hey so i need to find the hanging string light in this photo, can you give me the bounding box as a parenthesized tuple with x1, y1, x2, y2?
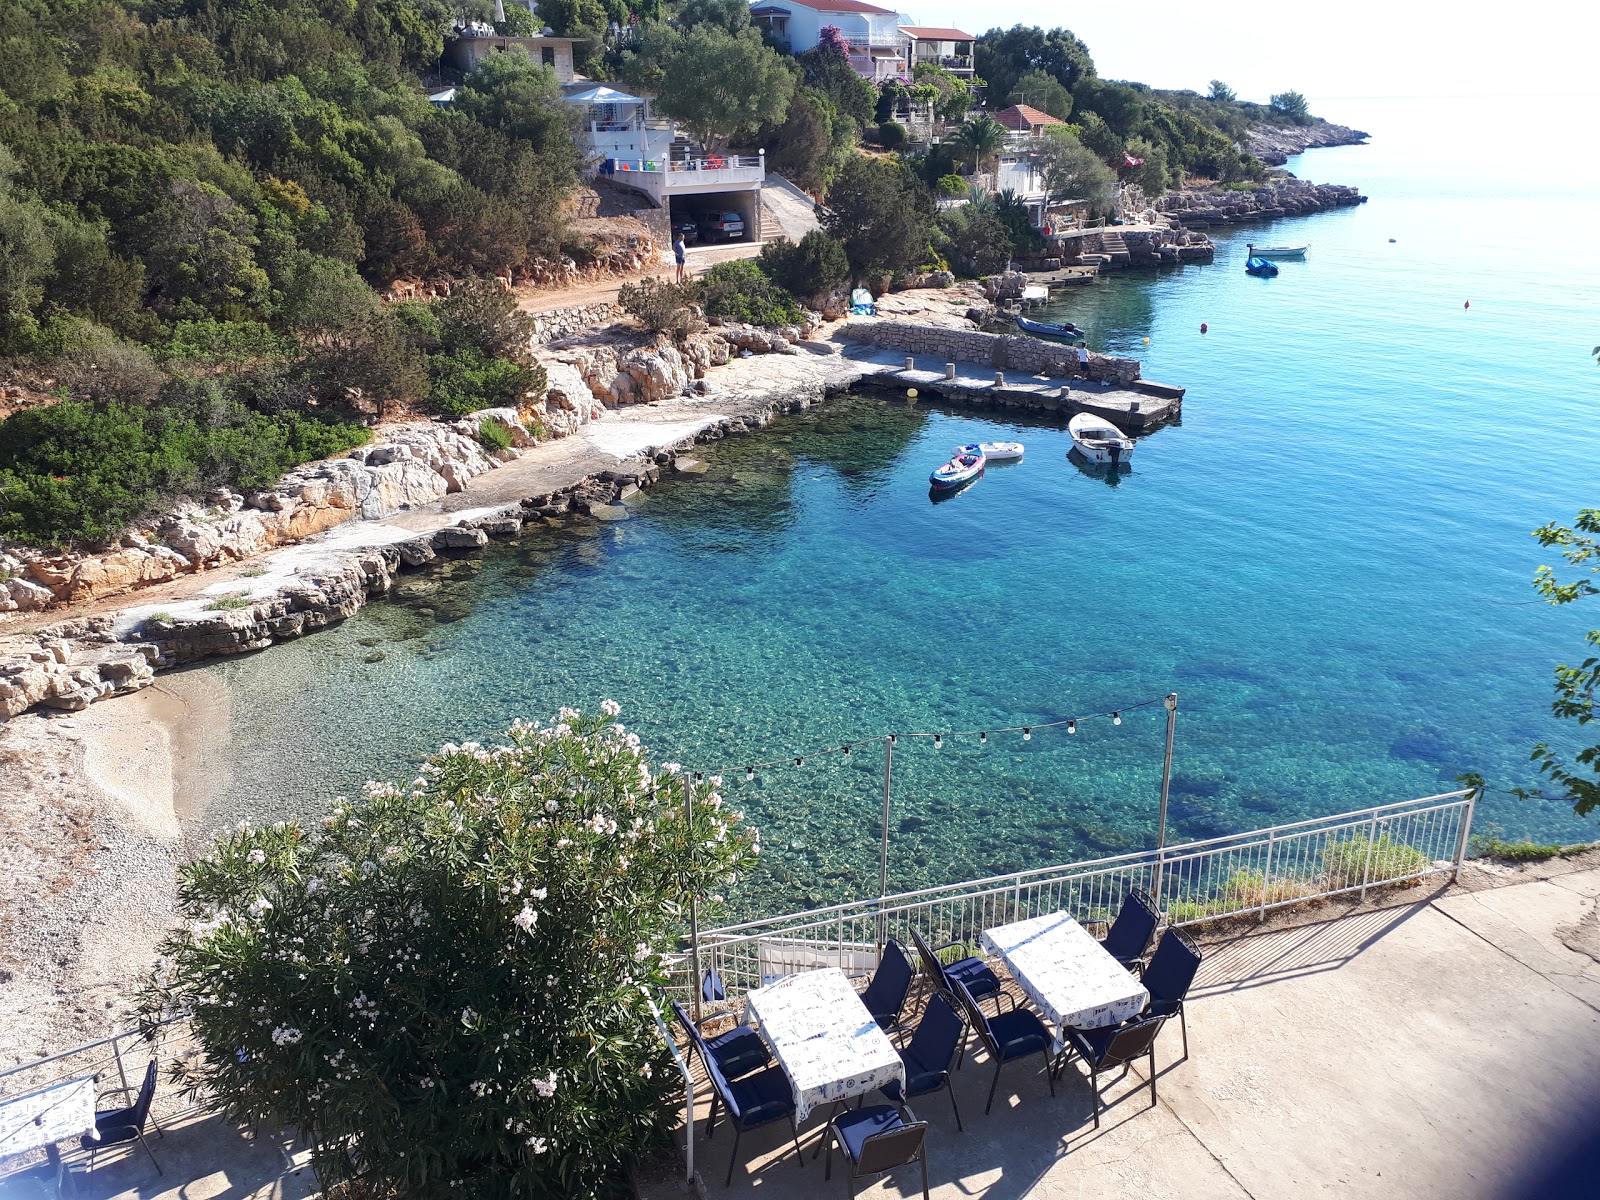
(746, 766, 754, 781)
(1023, 727, 1032, 741)
(934, 734, 943, 749)
(1067, 720, 1076, 735)
(1112, 712, 1122, 726)
(979, 731, 988, 743)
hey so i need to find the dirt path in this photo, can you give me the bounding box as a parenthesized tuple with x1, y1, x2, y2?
(515, 242, 763, 313)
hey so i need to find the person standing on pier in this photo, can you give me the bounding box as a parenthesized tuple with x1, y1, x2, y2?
(1076, 341, 1090, 378)
(673, 233, 687, 283)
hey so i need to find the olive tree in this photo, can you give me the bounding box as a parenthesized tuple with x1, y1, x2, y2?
(143, 706, 758, 1199)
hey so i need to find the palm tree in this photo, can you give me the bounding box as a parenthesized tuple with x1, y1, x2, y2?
(953, 115, 1007, 175)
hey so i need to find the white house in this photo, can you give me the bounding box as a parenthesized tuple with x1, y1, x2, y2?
(750, 0, 912, 81)
(442, 21, 582, 84)
(563, 85, 767, 239)
(898, 25, 975, 76)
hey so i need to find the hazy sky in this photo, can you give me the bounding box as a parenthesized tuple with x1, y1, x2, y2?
(902, 0, 1599, 106)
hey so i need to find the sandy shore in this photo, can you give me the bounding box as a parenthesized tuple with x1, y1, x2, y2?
(0, 672, 226, 1066)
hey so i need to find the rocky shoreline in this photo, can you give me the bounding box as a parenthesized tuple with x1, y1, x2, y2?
(1246, 120, 1370, 166)
(1157, 177, 1367, 228)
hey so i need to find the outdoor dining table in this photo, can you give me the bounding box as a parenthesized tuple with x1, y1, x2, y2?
(0, 1075, 97, 1196)
(981, 911, 1150, 1032)
(743, 966, 906, 1123)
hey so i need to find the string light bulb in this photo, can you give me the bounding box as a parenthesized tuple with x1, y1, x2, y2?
(934, 734, 943, 749)
(1023, 727, 1032, 741)
(1112, 711, 1122, 726)
(1067, 720, 1076, 735)
(795, 757, 803, 767)
(980, 731, 988, 743)
(746, 766, 754, 782)
(843, 744, 851, 756)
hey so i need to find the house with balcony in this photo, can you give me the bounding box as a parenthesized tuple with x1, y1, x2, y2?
(898, 25, 975, 76)
(750, 0, 912, 81)
(563, 85, 766, 240)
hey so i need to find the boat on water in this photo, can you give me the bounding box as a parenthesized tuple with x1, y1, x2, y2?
(1068, 413, 1135, 466)
(929, 449, 985, 491)
(1245, 256, 1280, 277)
(1015, 315, 1086, 340)
(955, 441, 1024, 462)
(1246, 243, 1309, 259)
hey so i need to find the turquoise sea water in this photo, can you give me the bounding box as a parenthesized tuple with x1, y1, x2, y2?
(202, 97, 1600, 912)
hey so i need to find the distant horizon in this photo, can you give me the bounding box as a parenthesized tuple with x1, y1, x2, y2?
(892, 0, 1599, 109)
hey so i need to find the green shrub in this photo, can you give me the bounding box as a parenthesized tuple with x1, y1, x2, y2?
(756, 231, 850, 300)
(155, 320, 297, 366)
(204, 592, 255, 610)
(878, 120, 907, 149)
(425, 348, 536, 418)
(1469, 837, 1598, 862)
(0, 399, 367, 547)
(478, 417, 514, 453)
(617, 276, 705, 339)
(936, 173, 968, 197)
(1322, 834, 1430, 890)
(697, 260, 801, 327)
(143, 707, 758, 1200)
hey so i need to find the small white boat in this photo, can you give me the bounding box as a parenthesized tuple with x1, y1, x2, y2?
(930, 449, 985, 491)
(1068, 413, 1135, 465)
(1246, 243, 1309, 259)
(955, 441, 1024, 462)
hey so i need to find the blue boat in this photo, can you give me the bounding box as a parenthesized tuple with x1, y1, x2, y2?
(929, 450, 984, 492)
(1015, 315, 1086, 340)
(1245, 257, 1280, 277)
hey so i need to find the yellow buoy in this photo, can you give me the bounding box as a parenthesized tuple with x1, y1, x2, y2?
(907, 388, 918, 398)
(1143, 337, 1150, 344)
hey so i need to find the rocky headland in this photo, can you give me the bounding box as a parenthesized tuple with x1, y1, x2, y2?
(1246, 121, 1370, 166)
(1157, 176, 1367, 228)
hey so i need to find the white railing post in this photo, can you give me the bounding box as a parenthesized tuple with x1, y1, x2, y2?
(1452, 788, 1477, 878)
(1259, 830, 1276, 922)
(1359, 812, 1381, 901)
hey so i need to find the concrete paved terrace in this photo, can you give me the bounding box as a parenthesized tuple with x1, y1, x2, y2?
(664, 857, 1600, 1200)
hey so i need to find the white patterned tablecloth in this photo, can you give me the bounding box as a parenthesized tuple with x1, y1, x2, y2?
(745, 967, 905, 1122)
(982, 911, 1149, 1031)
(0, 1075, 96, 1159)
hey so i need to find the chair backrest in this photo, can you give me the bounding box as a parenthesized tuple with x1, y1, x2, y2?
(129, 1060, 158, 1127)
(669, 999, 709, 1058)
(1098, 1014, 1167, 1067)
(949, 978, 997, 1056)
(908, 928, 954, 992)
(699, 1046, 741, 1120)
(860, 940, 915, 1021)
(855, 1118, 928, 1177)
(904, 992, 965, 1075)
(1142, 927, 1203, 1007)
(702, 967, 727, 1003)
(1102, 889, 1161, 962)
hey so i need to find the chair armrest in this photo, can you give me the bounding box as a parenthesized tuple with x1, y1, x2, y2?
(95, 1086, 136, 1105)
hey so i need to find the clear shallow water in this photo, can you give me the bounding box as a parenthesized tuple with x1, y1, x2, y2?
(202, 98, 1600, 912)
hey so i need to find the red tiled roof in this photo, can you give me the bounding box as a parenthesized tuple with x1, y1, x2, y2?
(790, 0, 898, 13)
(899, 26, 975, 41)
(995, 103, 1064, 131)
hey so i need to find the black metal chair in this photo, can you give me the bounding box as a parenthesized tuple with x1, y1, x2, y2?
(879, 992, 967, 1131)
(858, 939, 916, 1035)
(909, 927, 1012, 1017)
(703, 1053, 804, 1187)
(80, 1060, 163, 1175)
(1141, 926, 1203, 1059)
(951, 978, 1055, 1114)
(670, 998, 772, 1080)
(824, 1104, 930, 1200)
(1059, 1013, 1168, 1128)
(1097, 889, 1161, 968)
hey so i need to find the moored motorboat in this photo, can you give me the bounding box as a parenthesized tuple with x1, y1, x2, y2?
(1246, 243, 1309, 259)
(955, 441, 1024, 462)
(1068, 413, 1135, 465)
(1244, 256, 1279, 277)
(1015, 315, 1086, 340)
(929, 449, 985, 491)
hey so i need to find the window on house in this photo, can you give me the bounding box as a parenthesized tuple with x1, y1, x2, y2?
(542, 46, 555, 66)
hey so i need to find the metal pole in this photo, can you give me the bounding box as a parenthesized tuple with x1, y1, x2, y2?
(878, 736, 894, 950)
(1154, 692, 1178, 905)
(686, 774, 702, 1023)
(1452, 788, 1478, 880)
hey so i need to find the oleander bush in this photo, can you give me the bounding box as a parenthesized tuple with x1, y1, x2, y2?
(143, 706, 758, 1200)
(1322, 833, 1430, 890)
(755, 230, 850, 300)
(617, 277, 705, 339)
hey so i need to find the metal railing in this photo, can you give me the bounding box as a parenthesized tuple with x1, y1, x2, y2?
(673, 791, 1475, 1002)
(602, 154, 763, 176)
(642, 992, 696, 1184)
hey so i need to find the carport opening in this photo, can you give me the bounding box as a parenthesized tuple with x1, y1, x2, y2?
(667, 190, 760, 246)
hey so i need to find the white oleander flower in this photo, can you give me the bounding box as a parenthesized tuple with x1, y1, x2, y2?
(601, 699, 621, 717)
(529, 1136, 548, 1154)
(532, 1071, 558, 1098)
(513, 905, 539, 932)
(247, 848, 266, 865)
(247, 896, 273, 918)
